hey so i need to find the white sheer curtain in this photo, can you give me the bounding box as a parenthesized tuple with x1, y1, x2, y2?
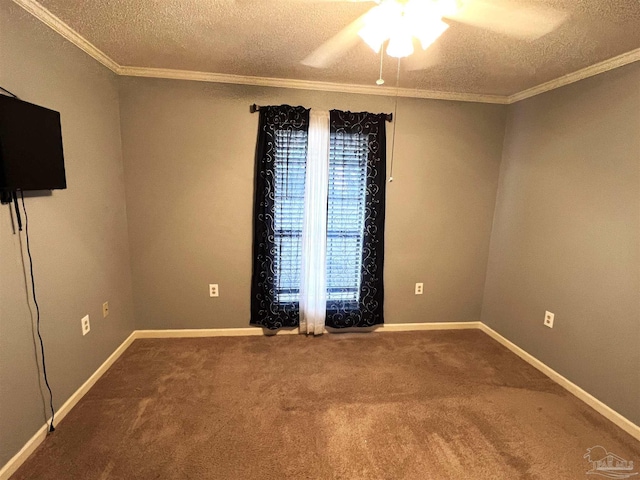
(299, 109, 330, 335)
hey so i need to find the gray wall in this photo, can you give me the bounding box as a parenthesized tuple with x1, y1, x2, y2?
(482, 63, 640, 425)
(118, 78, 507, 330)
(0, 2, 135, 467)
(5, 0, 637, 468)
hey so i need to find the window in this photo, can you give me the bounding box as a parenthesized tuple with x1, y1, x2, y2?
(273, 129, 306, 304)
(326, 131, 368, 306)
(272, 130, 368, 306)
(251, 106, 386, 330)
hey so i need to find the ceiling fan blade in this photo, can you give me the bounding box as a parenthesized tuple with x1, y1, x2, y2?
(447, 0, 568, 40)
(301, 13, 368, 68)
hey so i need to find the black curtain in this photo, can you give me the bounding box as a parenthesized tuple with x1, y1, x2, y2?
(250, 105, 309, 330)
(326, 110, 387, 329)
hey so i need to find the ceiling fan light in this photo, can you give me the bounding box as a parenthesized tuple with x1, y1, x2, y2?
(358, 4, 394, 53)
(386, 32, 414, 58)
(358, 28, 385, 53)
(416, 20, 450, 50)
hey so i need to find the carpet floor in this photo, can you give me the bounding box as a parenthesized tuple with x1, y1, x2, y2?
(11, 330, 640, 479)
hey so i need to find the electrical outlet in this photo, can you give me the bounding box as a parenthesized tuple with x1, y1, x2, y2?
(544, 311, 554, 328)
(81, 315, 91, 336)
(415, 283, 424, 295)
(209, 284, 219, 297)
(102, 301, 109, 318)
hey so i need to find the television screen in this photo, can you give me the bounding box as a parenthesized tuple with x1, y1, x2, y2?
(0, 95, 66, 192)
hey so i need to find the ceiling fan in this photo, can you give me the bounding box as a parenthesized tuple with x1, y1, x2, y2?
(301, 0, 568, 69)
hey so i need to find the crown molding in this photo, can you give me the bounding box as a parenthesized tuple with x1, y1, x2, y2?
(8, 0, 507, 104)
(13, 0, 120, 73)
(508, 48, 640, 104)
(118, 65, 509, 104)
(13, 0, 640, 105)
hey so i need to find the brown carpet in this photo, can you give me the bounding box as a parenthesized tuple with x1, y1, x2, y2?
(11, 330, 640, 479)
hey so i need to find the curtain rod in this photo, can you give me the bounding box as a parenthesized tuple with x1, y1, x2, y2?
(250, 104, 393, 122)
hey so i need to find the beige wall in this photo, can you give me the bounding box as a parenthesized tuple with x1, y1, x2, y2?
(118, 78, 507, 330)
(0, 2, 135, 466)
(482, 63, 640, 424)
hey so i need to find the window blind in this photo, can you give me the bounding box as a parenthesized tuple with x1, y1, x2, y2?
(273, 129, 368, 306)
(326, 132, 368, 305)
(273, 129, 307, 304)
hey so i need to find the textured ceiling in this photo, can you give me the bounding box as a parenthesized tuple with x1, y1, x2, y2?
(34, 0, 640, 96)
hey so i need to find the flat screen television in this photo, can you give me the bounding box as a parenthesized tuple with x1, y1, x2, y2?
(0, 94, 66, 196)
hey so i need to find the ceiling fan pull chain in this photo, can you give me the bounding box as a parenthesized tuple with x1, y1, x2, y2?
(388, 57, 401, 183)
(376, 48, 385, 86)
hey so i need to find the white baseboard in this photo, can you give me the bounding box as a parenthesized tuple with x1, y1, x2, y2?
(0, 424, 48, 480)
(135, 327, 298, 338)
(3, 322, 638, 479)
(375, 321, 481, 332)
(136, 322, 481, 338)
(0, 331, 137, 480)
(54, 331, 137, 422)
(478, 323, 640, 442)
